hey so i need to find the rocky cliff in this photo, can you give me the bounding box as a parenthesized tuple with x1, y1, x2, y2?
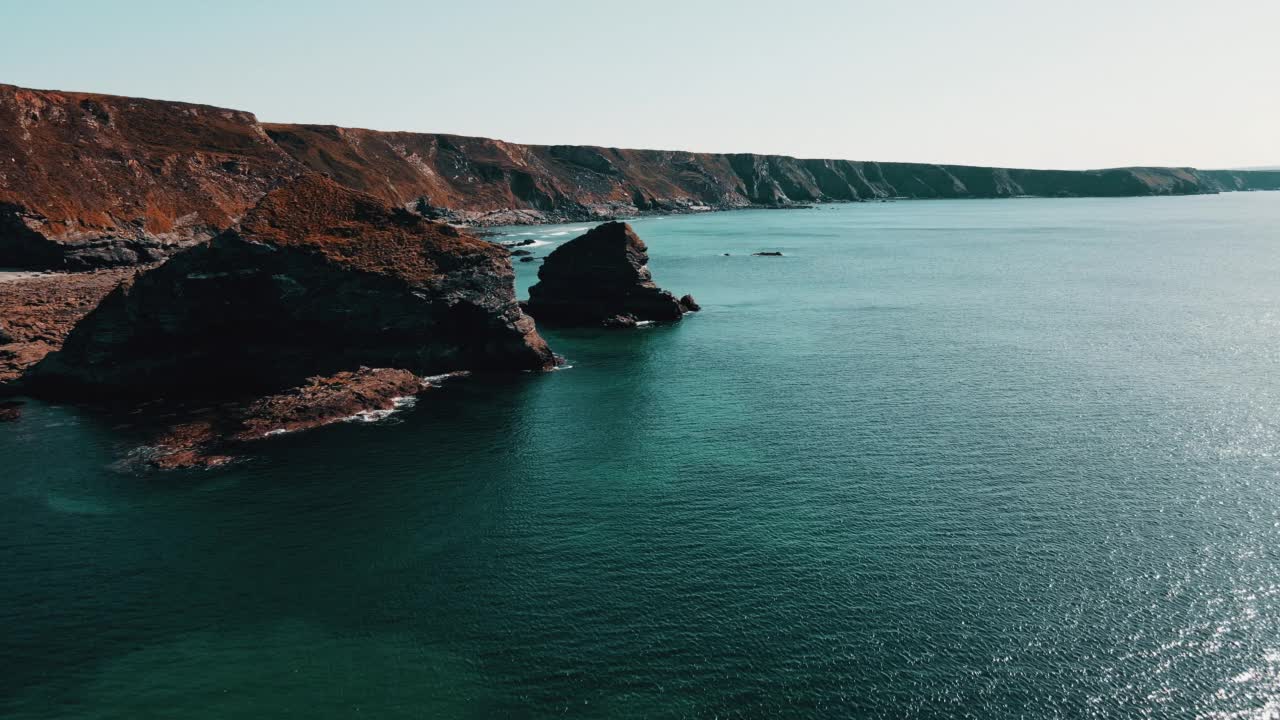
(4, 83, 1279, 269)
(0, 83, 302, 269)
(29, 174, 555, 399)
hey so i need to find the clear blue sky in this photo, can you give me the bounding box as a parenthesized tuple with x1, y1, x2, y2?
(3, 0, 1276, 170)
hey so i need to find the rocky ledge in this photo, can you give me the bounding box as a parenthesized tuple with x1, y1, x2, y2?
(147, 367, 447, 469)
(29, 173, 555, 400)
(524, 221, 698, 328)
(0, 268, 137, 388)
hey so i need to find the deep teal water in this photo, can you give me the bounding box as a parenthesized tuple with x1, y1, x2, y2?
(4, 193, 1280, 718)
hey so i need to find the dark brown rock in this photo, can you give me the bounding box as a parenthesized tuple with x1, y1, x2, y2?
(232, 367, 426, 441)
(678, 294, 701, 312)
(146, 367, 436, 469)
(29, 174, 555, 400)
(524, 222, 692, 328)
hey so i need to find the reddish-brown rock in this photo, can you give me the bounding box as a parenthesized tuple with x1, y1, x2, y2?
(29, 174, 555, 399)
(0, 84, 303, 269)
(0, 269, 137, 386)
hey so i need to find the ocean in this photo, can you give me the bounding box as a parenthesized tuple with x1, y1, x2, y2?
(3, 192, 1280, 718)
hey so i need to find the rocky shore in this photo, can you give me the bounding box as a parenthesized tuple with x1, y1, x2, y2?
(8, 175, 560, 466)
(146, 367, 452, 469)
(0, 268, 137, 387)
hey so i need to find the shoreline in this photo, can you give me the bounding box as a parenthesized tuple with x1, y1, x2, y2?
(470, 186, 1280, 232)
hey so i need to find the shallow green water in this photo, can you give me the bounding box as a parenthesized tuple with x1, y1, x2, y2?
(4, 193, 1280, 718)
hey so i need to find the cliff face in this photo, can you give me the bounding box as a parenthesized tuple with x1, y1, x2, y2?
(3, 83, 1279, 269)
(0, 83, 303, 269)
(30, 174, 554, 399)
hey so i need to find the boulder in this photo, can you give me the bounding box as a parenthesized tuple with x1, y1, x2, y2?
(30, 174, 556, 400)
(524, 221, 696, 328)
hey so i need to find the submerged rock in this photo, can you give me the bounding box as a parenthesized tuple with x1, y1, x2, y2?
(30, 174, 556, 400)
(524, 221, 698, 328)
(753, 251, 784, 256)
(0, 400, 21, 422)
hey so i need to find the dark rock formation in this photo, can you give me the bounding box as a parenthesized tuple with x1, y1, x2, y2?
(147, 367, 439, 469)
(4, 82, 1280, 269)
(524, 222, 697, 327)
(753, 251, 784, 257)
(509, 248, 532, 257)
(678, 294, 701, 312)
(29, 174, 555, 400)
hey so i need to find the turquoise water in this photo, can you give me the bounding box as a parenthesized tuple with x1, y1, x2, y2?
(4, 193, 1280, 718)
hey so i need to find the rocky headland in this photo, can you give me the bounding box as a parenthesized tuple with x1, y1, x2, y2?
(28, 174, 555, 400)
(10, 174, 556, 462)
(524, 221, 698, 328)
(4, 82, 1280, 269)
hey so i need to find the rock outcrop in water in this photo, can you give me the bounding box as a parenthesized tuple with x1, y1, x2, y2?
(147, 367, 447, 469)
(29, 174, 555, 399)
(5, 82, 1280, 268)
(524, 222, 697, 328)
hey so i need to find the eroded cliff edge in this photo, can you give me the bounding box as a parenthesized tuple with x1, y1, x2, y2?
(4, 82, 1279, 268)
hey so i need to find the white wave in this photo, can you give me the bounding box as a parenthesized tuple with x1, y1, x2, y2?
(343, 395, 417, 424)
(421, 371, 470, 387)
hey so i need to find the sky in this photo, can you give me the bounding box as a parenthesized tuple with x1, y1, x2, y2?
(2, 0, 1277, 170)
